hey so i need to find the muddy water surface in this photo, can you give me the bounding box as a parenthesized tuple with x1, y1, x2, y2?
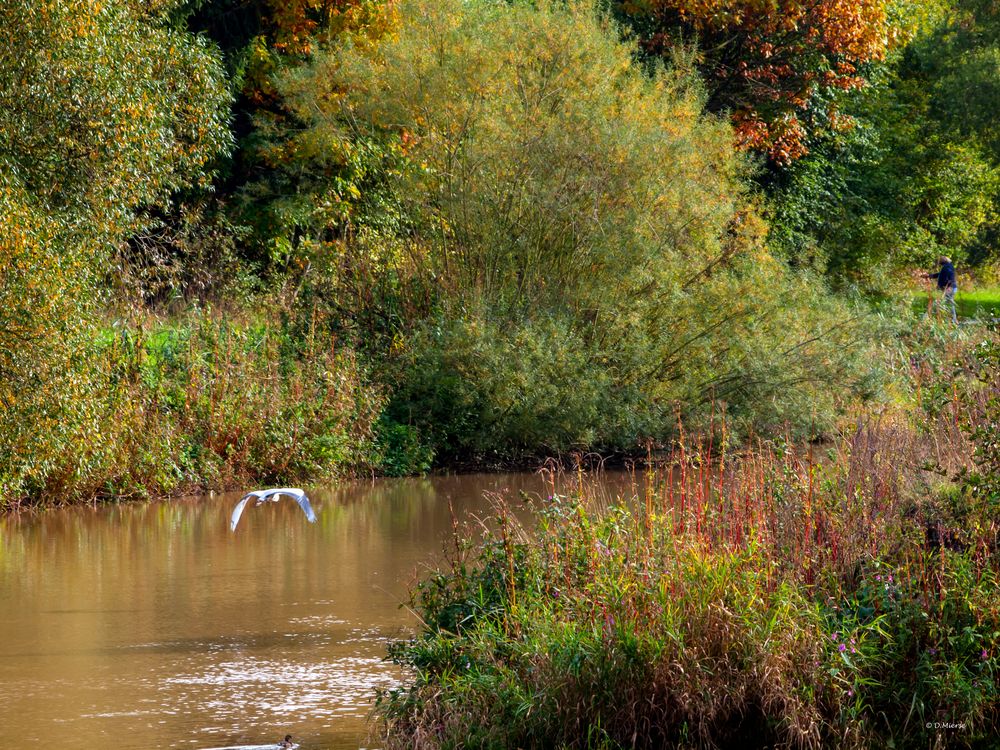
(0, 473, 620, 750)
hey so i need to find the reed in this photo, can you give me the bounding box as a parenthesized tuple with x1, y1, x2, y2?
(376, 392, 1000, 748)
(1, 309, 383, 508)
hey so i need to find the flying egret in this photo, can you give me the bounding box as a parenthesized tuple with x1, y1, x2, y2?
(230, 488, 317, 531)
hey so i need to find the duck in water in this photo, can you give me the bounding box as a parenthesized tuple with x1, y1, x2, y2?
(199, 738, 297, 750)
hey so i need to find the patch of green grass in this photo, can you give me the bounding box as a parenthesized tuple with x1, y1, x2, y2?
(912, 287, 1000, 319)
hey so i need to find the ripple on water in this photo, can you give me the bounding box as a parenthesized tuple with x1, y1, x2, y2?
(164, 653, 403, 724)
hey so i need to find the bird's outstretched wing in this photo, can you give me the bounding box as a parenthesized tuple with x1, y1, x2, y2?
(269, 488, 317, 524)
(293, 491, 317, 523)
(229, 492, 259, 532)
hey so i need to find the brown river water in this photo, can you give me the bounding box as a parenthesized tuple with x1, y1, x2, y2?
(0, 472, 640, 750)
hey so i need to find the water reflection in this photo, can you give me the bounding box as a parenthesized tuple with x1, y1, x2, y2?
(0, 473, 623, 750)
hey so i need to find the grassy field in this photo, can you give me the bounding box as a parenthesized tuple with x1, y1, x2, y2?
(912, 287, 1000, 319)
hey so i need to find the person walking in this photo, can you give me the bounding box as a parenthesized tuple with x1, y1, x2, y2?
(925, 255, 958, 324)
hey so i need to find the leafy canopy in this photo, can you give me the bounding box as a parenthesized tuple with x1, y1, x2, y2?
(617, 0, 898, 162)
(768, 0, 1000, 285)
(0, 0, 232, 499)
(0, 0, 231, 239)
(266, 0, 884, 455)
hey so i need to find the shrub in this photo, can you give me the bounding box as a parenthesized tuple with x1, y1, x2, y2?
(276, 0, 889, 461)
(0, 188, 104, 502)
(378, 492, 847, 748)
(374, 416, 435, 477)
(385, 313, 622, 463)
(0, 0, 233, 506)
(376, 411, 1000, 749)
(1, 307, 383, 508)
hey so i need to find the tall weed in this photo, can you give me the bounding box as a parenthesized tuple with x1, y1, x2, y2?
(1, 308, 382, 509)
(377, 385, 1000, 748)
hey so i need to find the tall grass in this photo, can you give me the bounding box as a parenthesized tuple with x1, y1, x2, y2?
(375, 363, 1000, 748)
(1, 309, 383, 509)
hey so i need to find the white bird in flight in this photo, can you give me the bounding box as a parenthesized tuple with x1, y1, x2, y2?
(230, 488, 317, 532)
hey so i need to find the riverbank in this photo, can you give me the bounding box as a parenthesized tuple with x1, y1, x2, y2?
(3, 301, 991, 515)
(375, 340, 1000, 748)
(0, 310, 384, 511)
(4, 0, 913, 511)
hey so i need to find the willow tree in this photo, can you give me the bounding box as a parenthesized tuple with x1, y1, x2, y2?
(0, 0, 231, 503)
(268, 0, 882, 457)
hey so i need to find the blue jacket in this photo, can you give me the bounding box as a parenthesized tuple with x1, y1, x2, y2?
(930, 262, 956, 290)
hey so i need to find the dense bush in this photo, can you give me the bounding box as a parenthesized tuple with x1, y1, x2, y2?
(111, 311, 383, 493)
(377, 401, 1000, 748)
(0, 188, 103, 501)
(268, 0, 888, 463)
(386, 272, 888, 464)
(1, 308, 383, 509)
(0, 0, 232, 237)
(0, 0, 234, 504)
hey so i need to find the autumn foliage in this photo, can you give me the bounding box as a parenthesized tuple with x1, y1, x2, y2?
(267, 0, 884, 458)
(241, 0, 396, 105)
(621, 0, 896, 162)
(263, 0, 395, 54)
(0, 0, 231, 502)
